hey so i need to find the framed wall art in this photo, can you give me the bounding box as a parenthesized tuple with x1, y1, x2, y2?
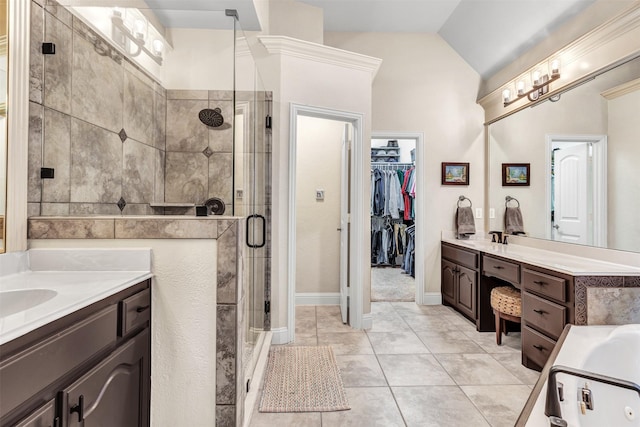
(502, 163, 530, 186)
(441, 162, 469, 185)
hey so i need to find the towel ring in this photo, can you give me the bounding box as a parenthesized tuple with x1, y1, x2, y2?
(505, 196, 520, 208)
(457, 195, 472, 208)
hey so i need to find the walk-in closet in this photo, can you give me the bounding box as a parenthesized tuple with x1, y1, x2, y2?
(371, 138, 417, 301)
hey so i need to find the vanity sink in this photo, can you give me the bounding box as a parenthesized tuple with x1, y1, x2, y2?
(0, 289, 58, 317)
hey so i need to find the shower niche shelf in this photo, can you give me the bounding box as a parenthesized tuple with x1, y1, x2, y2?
(149, 203, 196, 208)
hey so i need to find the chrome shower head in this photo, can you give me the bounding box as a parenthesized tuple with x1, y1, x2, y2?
(199, 108, 224, 127)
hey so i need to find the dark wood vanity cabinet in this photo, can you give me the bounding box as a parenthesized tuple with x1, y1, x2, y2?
(441, 243, 479, 321)
(0, 280, 151, 427)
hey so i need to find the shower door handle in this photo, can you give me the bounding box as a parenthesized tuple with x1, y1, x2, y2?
(246, 214, 266, 249)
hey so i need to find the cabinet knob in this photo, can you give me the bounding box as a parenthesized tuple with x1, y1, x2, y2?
(70, 394, 84, 422)
(136, 305, 150, 313)
(533, 280, 546, 286)
(533, 309, 547, 315)
(493, 265, 504, 269)
(533, 344, 545, 351)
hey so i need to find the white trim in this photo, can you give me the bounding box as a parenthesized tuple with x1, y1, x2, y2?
(6, 0, 30, 252)
(295, 292, 341, 306)
(258, 36, 382, 79)
(289, 103, 365, 344)
(601, 77, 640, 100)
(242, 331, 272, 427)
(270, 327, 289, 345)
(362, 313, 373, 330)
(545, 134, 607, 247)
(422, 292, 443, 305)
(372, 131, 425, 305)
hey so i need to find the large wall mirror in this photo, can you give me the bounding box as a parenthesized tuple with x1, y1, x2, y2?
(489, 54, 640, 253)
(0, 0, 7, 253)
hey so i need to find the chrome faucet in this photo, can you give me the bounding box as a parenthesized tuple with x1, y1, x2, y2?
(545, 365, 640, 426)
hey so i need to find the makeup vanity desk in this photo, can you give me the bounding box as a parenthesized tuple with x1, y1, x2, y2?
(440, 235, 640, 370)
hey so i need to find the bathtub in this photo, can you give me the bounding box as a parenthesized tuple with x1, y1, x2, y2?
(522, 324, 640, 427)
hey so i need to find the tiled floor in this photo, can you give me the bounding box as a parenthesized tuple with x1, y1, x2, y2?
(249, 303, 540, 427)
(371, 267, 415, 302)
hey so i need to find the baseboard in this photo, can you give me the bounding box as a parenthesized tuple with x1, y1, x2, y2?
(362, 313, 373, 330)
(295, 292, 341, 305)
(270, 327, 289, 345)
(422, 292, 443, 305)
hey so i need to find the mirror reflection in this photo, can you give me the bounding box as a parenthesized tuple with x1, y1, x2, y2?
(0, 0, 7, 253)
(489, 55, 640, 253)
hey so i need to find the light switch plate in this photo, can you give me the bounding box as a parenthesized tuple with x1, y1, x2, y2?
(475, 208, 482, 219)
(236, 189, 243, 199)
(489, 208, 496, 219)
(316, 189, 325, 200)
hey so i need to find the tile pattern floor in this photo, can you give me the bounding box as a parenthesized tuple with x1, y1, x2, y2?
(250, 303, 540, 427)
(371, 267, 415, 302)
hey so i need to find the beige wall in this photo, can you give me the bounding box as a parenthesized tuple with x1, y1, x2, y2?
(324, 32, 485, 297)
(295, 116, 344, 294)
(608, 88, 640, 252)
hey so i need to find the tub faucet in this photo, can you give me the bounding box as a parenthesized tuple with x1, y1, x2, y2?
(545, 365, 640, 426)
(488, 231, 503, 244)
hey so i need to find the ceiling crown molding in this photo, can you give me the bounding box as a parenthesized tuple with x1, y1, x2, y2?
(258, 35, 382, 79)
(601, 77, 640, 100)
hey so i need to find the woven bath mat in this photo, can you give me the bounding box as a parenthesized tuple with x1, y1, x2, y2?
(259, 346, 350, 413)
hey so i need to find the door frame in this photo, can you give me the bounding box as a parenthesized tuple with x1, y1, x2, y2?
(371, 131, 426, 305)
(545, 134, 607, 246)
(288, 103, 365, 343)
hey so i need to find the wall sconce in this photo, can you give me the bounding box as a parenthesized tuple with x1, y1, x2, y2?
(111, 7, 164, 65)
(503, 60, 561, 107)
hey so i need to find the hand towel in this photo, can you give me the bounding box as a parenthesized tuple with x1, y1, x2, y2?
(456, 206, 476, 239)
(505, 206, 525, 234)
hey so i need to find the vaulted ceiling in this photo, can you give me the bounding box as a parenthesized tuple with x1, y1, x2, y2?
(143, 0, 597, 79)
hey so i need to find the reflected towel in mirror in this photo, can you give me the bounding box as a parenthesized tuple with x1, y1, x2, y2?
(505, 206, 525, 234)
(456, 206, 476, 239)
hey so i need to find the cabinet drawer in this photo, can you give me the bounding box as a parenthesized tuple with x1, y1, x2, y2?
(522, 325, 556, 368)
(442, 244, 478, 270)
(119, 288, 150, 337)
(13, 398, 56, 427)
(522, 269, 566, 302)
(0, 307, 117, 419)
(523, 292, 566, 339)
(482, 255, 520, 284)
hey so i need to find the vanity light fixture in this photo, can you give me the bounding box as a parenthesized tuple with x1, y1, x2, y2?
(111, 7, 164, 65)
(503, 60, 561, 107)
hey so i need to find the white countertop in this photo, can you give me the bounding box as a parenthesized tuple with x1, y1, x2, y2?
(442, 235, 640, 276)
(0, 249, 152, 345)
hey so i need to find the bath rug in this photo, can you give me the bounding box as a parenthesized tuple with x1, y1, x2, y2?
(259, 346, 350, 413)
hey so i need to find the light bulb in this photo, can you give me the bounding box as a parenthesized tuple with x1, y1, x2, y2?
(532, 70, 541, 86)
(134, 19, 146, 40)
(551, 59, 560, 75)
(502, 89, 511, 103)
(152, 39, 164, 56)
(112, 7, 124, 18)
(517, 81, 525, 96)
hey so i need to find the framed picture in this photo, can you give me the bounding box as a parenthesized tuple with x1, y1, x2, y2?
(502, 163, 530, 186)
(441, 162, 469, 185)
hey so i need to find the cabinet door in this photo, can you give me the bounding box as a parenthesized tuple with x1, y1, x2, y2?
(456, 265, 477, 319)
(14, 399, 58, 427)
(62, 329, 149, 427)
(441, 260, 456, 305)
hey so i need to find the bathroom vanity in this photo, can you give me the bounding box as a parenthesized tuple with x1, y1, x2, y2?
(441, 236, 640, 370)
(0, 249, 152, 426)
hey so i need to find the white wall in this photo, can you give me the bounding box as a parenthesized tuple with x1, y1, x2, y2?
(324, 32, 485, 297)
(267, 0, 324, 44)
(608, 88, 640, 252)
(295, 116, 344, 295)
(29, 238, 218, 426)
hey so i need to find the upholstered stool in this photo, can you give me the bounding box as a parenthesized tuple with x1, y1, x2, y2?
(490, 286, 522, 345)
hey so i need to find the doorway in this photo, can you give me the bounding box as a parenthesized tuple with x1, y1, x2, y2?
(288, 104, 365, 343)
(545, 135, 607, 246)
(371, 132, 425, 305)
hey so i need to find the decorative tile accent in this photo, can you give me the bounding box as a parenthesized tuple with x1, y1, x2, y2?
(625, 276, 640, 287)
(28, 218, 115, 239)
(117, 197, 126, 211)
(216, 304, 237, 405)
(69, 119, 122, 203)
(118, 128, 128, 142)
(203, 146, 214, 158)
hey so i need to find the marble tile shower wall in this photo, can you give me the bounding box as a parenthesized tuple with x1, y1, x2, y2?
(28, 0, 167, 216)
(165, 90, 234, 211)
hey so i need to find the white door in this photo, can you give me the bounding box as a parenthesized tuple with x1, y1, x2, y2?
(339, 124, 350, 324)
(553, 143, 589, 244)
